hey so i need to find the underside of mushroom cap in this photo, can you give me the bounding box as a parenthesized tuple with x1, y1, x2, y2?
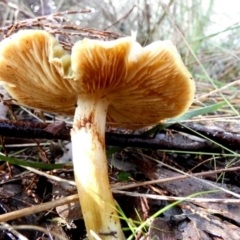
(0, 30, 76, 115)
(0, 31, 194, 126)
(71, 37, 195, 129)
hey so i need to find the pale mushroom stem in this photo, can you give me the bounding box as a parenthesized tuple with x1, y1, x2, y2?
(71, 94, 125, 240)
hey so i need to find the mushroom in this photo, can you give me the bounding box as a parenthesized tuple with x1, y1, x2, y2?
(0, 30, 195, 239)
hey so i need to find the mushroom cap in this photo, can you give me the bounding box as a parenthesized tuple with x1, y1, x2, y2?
(0, 30, 195, 128)
(71, 37, 195, 129)
(0, 30, 76, 115)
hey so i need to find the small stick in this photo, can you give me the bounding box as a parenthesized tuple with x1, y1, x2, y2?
(0, 194, 78, 222)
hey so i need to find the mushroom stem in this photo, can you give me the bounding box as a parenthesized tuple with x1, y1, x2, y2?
(71, 95, 124, 240)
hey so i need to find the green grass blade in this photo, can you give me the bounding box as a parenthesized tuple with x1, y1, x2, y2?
(0, 154, 72, 170)
(142, 101, 226, 136)
(194, 23, 240, 42)
(127, 190, 219, 240)
(169, 101, 226, 123)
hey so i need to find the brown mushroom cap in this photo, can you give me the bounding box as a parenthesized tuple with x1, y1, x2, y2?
(71, 37, 195, 129)
(0, 30, 76, 115)
(0, 30, 194, 128)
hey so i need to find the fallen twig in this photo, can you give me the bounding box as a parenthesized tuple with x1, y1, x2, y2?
(0, 194, 78, 222)
(0, 120, 216, 151)
(0, 120, 239, 150)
